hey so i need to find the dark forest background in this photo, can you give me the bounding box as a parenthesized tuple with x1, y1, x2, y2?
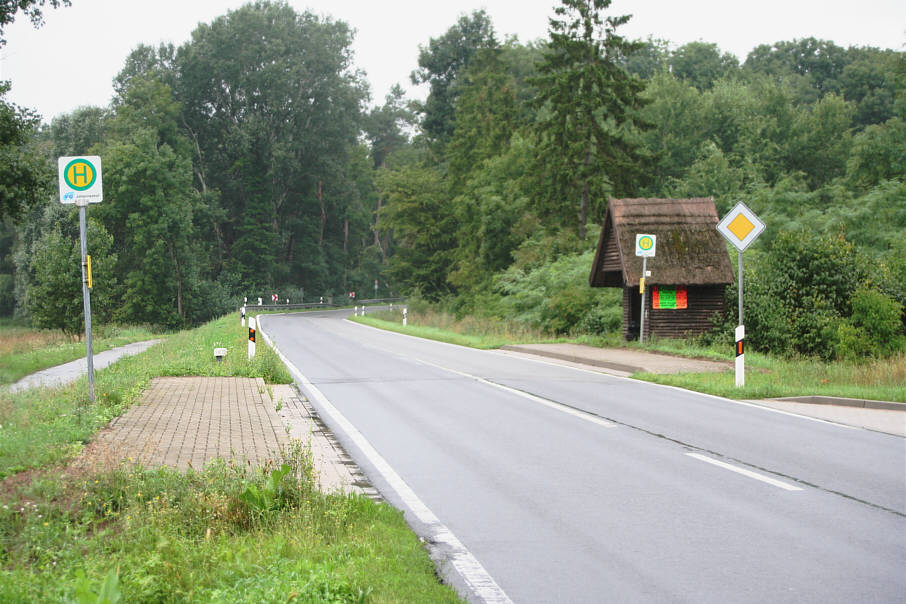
(1, 0, 903, 358)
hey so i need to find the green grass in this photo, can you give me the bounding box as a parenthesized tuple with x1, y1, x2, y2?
(0, 312, 462, 602)
(352, 308, 556, 349)
(636, 352, 906, 402)
(354, 308, 906, 403)
(0, 445, 459, 603)
(0, 314, 291, 478)
(0, 324, 161, 386)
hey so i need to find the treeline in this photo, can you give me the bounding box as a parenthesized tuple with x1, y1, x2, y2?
(372, 4, 905, 359)
(1, 0, 904, 357)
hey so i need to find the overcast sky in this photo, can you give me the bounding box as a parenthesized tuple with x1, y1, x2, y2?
(1, 0, 904, 122)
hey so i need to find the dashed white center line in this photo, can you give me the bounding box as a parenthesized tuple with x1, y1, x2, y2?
(686, 453, 804, 491)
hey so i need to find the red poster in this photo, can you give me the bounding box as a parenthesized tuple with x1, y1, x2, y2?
(676, 287, 688, 309)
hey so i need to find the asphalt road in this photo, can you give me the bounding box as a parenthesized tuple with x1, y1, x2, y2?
(261, 310, 906, 604)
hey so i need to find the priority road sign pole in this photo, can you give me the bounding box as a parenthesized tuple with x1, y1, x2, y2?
(738, 250, 743, 326)
(717, 202, 765, 388)
(737, 250, 744, 387)
(78, 203, 95, 403)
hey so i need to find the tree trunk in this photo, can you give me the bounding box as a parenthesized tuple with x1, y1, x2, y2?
(318, 180, 325, 248)
(579, 141, 593, 240)
(374, 197, 382, 246)
(169, 246, 184, 319)
(579, 180, 589, 241)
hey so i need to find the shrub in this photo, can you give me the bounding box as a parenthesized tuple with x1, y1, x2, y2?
(849, 287, 904, 355)
(744, 229, 871, 358)
(832, 322, 873, 361)
(579, 300, 622, 335)
(541, 286, 596, 334)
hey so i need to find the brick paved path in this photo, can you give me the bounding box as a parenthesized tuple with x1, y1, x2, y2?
(92, 376, 288, 470)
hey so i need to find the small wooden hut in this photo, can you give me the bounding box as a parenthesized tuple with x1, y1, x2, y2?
(589, 198, 734, 340)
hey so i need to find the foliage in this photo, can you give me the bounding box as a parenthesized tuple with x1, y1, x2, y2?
(670, 41, 739, 91)
(0, 82, 48, 222)
(846, 117, 906, 189)
(730, 230, 903, 360)
(26, 218, 117, 336)
(530, 0, 651, 239)
(98, 75, 204, 329)
(494, 249, 621, 334)
(176, 1, 369, 291)
(376, 164, 454, 299)
(1, 2, 902, 352)
(410, 9, 497, 150)
(0, 444, 458, 602)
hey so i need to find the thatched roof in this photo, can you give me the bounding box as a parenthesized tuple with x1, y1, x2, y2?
(589, 198, 734, 287)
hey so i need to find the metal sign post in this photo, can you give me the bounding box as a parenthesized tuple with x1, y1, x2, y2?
(635, 234, 656, 343)
(716, 202, 765, 387)
(78, 205, 95, 403)
(59, 156, 103, 404)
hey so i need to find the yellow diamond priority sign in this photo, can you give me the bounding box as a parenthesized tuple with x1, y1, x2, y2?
(717, 202, 764, 251)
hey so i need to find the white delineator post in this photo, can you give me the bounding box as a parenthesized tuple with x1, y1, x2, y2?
(248, 316, 256, 359)
(735, 324, 745, 387)
(403, 307, 408, 327)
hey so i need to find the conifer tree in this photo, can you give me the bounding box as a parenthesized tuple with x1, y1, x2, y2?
(531, 0, 650, 239)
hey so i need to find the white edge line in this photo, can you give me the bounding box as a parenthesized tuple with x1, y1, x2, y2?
(413, 356, 616, 429)
(686, 453, 803, 491)
(341, 317, 617, 428)
(257, 316, 513, 604)
(343, 317, 859, 431)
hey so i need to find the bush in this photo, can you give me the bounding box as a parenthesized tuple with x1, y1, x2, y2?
(0, 273, 14, 317)
(832, 322, 873, 361)
(849, 287, 904, 355)
(541, 286, 596, 334)
(744, 229, 871, 358)
(579, 300, 622, 335)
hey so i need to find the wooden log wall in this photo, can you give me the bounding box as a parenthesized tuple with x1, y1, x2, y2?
(623, 284, 726, 340)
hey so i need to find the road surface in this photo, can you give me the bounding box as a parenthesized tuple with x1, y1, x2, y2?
(261, 310, 905, 604)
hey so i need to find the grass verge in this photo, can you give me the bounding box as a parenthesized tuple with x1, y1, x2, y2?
(636, 352, 906, 402)
(351, 308, 555, 349)
(0, 314, 290, 478)
(0, 313, 461, 602)
(0, 324, 162, 386)
(354, 309, 905, 403)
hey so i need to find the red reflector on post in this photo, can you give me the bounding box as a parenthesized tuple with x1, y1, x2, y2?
(736, 340, 743, 357)
(249, 327, 256, 343)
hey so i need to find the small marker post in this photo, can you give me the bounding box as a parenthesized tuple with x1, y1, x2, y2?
(248, 317, 256, 359)
(735, 325, 745, 387)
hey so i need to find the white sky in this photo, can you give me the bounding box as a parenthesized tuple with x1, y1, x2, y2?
(1, 0, 904, 122)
